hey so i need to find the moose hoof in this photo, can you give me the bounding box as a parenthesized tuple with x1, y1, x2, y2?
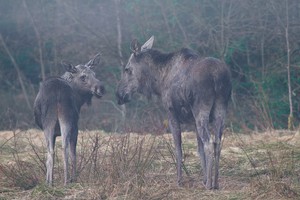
(213, 183, 219, 190)
(205, 185, 213, 190)
(204, 181, 213, 190)
(202, 179, 211, 189)
(177, 181, 183, 187)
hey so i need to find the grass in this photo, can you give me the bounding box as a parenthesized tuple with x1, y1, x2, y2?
(0, 129, 300, 199)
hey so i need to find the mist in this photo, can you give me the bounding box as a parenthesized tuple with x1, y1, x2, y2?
(0, 0, 300, 131)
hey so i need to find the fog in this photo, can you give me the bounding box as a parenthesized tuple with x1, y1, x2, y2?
(0, 0, 299, 131)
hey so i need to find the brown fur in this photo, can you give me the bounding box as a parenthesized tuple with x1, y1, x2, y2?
(116, 37, 231, 189)
(34, 54, 104, 185)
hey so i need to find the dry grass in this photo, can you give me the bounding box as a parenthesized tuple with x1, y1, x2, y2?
(0, 129, 300, 199)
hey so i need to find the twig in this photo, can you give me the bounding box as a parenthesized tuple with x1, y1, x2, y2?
(0, 34, 32, 110)
(22, 0, 45, 81)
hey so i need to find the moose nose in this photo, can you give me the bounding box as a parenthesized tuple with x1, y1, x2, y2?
(94, 84, 105, 98)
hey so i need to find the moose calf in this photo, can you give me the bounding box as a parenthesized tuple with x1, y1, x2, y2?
(34, 54, 105, 185)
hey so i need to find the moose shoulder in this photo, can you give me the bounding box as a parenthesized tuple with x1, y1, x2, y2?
(116, 36, 231, 189)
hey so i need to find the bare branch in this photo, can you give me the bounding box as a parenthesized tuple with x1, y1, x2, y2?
(114, 0, 126, 127)
(0, 33, 32, 110)
(22, 0, 45, 81)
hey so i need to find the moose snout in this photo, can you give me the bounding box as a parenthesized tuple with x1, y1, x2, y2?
(93, 83, 105, 98)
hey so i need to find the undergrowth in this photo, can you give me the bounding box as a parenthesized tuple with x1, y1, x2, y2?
(0, 130, 300, 199)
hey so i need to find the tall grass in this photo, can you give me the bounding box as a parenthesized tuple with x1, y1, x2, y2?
(0, 129, 300, 199)
(230, 131, 300, 199)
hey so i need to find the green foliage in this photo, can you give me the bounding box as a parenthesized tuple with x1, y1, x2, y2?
(0, 0, 300, 131)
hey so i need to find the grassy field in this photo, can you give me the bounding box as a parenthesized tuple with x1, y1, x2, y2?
(0, 129, 300, 200)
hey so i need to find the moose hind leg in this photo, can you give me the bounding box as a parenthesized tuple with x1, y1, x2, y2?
(44, 128, 56, 186)
(213, 114, 225, 189)
(60, 123, 71, 185)
(195, 115, 214, 189)
(196, 133, 207, 184)
(69, 124, 78, 182)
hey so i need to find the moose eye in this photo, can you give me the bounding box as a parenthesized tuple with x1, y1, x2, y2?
(124, 67, 132, 74)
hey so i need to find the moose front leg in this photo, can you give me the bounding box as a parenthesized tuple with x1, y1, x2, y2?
(168, 114, 183, 186)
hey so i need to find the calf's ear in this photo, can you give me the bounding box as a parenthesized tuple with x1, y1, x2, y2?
(86, 53, 101, 68)
(62, 61, 77, 73)
(130, 39, 141, 55)
(141, 36, 154, 52)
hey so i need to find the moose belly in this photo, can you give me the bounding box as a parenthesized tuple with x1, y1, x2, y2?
(172, 104, 194, 123)
(164, 87, 195, 124)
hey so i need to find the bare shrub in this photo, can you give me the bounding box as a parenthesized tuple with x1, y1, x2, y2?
(0, 130, 44, 190)
(75, 131, 164, 199)
(2, 130, 299, 199)
(249, 144, 299, 199)
(0, 160, 39, 190)
(232, 133, 300, 199)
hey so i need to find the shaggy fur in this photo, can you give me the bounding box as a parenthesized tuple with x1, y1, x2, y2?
(116, 36, 231, 189)
(34, 54, 104, 185)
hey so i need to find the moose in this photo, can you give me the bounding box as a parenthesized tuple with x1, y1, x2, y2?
(34, 54, 105, 186)
(116, 36, 231, 189)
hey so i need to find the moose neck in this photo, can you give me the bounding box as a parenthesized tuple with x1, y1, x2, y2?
(71, 86, 93, 109)
(61, 73, 93, 110)
(144, 50, 174, 97)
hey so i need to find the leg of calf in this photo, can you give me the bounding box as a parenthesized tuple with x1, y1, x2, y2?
(61, 125, 71, 185)
(45, 130, 55, 186)
(70, 126, 78, 182)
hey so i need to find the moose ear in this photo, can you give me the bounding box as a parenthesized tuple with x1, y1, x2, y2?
(86, 53, 101, 68)
(62, 61, 77, 73)
(130, 39, 141, 55)
(141, 36, 154, 52)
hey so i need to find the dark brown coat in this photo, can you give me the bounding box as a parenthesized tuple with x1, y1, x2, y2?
(34, 54, 104, 185)
(116, 37, 231, 189)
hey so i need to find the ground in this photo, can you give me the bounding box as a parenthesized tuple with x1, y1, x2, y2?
(0, 129, 300, 199)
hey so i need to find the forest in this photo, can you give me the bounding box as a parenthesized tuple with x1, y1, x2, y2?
(1, 1, 300, 199)
(0, 0, 300, 132)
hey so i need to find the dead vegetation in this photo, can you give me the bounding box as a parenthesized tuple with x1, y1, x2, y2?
(0, 129, 300, 199)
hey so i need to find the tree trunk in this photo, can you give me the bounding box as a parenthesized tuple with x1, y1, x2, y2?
(114, 0, 126, 131)
(285, 0, 293, 130)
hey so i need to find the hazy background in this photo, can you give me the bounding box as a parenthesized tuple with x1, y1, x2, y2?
(0, 0, 300, 132)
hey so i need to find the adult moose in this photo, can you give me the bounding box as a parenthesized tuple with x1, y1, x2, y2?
(116, 36, 231, 189)
(34, 54, 105, 186)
